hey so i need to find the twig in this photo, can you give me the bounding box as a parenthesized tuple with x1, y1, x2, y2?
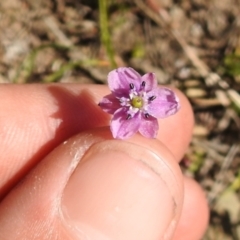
(208, 144, 240, 205)
(43, 15, 73, 47)
(134, 0, 209, 76)
(134, 0, 240, 109)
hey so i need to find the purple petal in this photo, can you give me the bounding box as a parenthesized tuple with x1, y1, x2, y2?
(108, 67, 142, 95)
(111, 108, 141, 139)
(147, 87, 180, 118)
(141, 73, 157, 92)
(139, 115, 159, 138)
(98, 94, 120, 114)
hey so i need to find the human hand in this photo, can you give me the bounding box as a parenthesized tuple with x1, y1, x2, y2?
(0, 84, 208, 240)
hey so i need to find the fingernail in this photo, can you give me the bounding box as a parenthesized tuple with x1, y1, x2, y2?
(60, 141, 181, 240)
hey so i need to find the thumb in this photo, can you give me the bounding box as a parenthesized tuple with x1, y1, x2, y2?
(0, 128, 183, 240)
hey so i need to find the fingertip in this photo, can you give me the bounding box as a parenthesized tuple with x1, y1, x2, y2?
(60, 128, 185, 239)
(0, 128, 185, 240)
(172, 177, 209, 240)
(157, 88, 194, 161)
(61, 141, 176, 239)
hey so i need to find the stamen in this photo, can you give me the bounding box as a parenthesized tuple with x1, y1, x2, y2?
(129, 83, 134, 89)
(141, 81, 146, 87)
(145, 113, 150, 118)
(149, 96, 156, 101)
(126, 114, 132, 120)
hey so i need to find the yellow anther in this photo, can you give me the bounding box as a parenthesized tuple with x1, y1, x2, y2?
(131, 96, 144, 109)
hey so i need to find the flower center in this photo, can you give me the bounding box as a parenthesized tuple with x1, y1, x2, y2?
(131, 96, 144, 109)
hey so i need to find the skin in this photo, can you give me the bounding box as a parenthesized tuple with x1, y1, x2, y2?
(0, 84, 209, 240)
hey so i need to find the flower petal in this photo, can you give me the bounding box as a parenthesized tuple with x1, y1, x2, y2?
(108, 67, 142, 95)
(141, 73, 157, 92)
(147, 87, 180, 118)
(139, 115, 159, 138)
(111, 108, 141, 139)
(98, 94, 120, 114)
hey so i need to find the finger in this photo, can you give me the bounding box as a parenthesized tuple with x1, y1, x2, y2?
(0, 84, 110, 198)
(157, 88, 194, 160)
(172, 177, 209, 240)
(0, 84, 193, 198)
(0, 128, 184, 240)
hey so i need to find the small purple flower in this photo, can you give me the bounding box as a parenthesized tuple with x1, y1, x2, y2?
(99, 67, 180, 139)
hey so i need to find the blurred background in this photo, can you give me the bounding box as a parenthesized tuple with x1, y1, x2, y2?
(0, 0, 240, 239)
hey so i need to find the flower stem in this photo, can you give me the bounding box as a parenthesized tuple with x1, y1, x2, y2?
(99, 0, 117, 69)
